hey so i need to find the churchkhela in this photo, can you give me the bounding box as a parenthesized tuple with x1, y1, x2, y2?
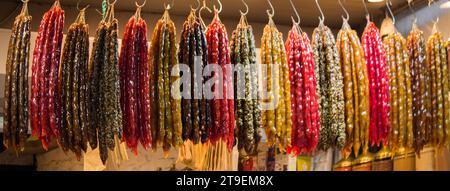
(311, 21, 345, 151)
(205, 10, 235, 150)
(261, 13, 292, 152)
(336, 20, 370, 159)
(362, 21, 390, 147)
(231, 13, 262, 155)
(31, 1, 65, 150)
(286, 21, 320, 155)
(119, 4, 152, 154)
(426, 31, 449, 148)
(59, 6, 90, 159)
(149, 6, 183, 153)
(407, 24, 431, 154)
(3, 0, 31, 152)
(178, 9, 211, 145)
(383, 31, 413, 152)
(88, 3, 123, 164)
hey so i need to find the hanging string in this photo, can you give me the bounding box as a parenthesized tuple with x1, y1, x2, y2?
(75, 1, 89, 24)
(238, 0, 249, 27)
(135, 0, 146, 21)
(266, 0, 275, 27)
(52, 0, 60, 8)
(102, 0, 108, 19)
(338, 0, 349, 22)
(428, 0, 439, 33)
(106, 0, 117, 23)
(199, 0, 212, 30)
(20, 0, 29, 17)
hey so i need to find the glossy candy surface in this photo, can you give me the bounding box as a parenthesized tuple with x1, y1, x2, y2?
(149, 10, 182, 153)
(88, 5, 123, 163)
(119, 15, 151, 154)
(312, 23, 345, 151)
(3, 2, 31, 152)
(205, 12, 235, 150)
(362, 22, 390, 147)
(407, 27, 431, 154)
(337, 21, 370, 159)
(286, 24, 320, 155)
(383, 32, 413, 151)
(60, 15, 90, 159)
(426, 32, 449, 148)
(261, 17, 292, 152)
(231, 15, 262, 155)
(31, 4, 64, 150)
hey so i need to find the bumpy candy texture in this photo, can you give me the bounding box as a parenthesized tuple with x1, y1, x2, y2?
(286, 25, 320, 155)
(337, 22, 370, 159)
(119, 16, 152, 154)
(311, 23, 345, 151)
(148, 11, 182, 153)
(89, 10, 123, 163)
(407, 28, 431, 154)
(230, 15, 262, 155)
(383, 32, 413, 152)
(3, 4, 32, 153)
(205, 13, 235, 150)
(60, 16, 90, 159)
(31, 5, 64, 150)
(362, 22, 391, 147)
(426, 32, 449, 148)
(178, 11, 211, 145)
(261, 18, 292, 152)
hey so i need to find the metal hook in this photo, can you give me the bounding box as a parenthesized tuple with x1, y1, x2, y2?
(289, 0, 300, 25)
(315, 0, 324, 23)
(200, 0, 212, 15)
(164, 0, 174, 10)
(362, 0, 370, 20)
(386, 0, 395, 25)
(213, 0, 222, 13)
(135, 0, 146, 20)
(338, 0, 349, 21)
(200, 0, 212, 14)
(428, 0, 439, 24)
(266, 0, 274, 18)
(135, 0, 146, 8)
(199, 0, 212, 29)
(240, 0, 249, 16)
(191, 0, 200, 11)
(407, 0, 417, 25)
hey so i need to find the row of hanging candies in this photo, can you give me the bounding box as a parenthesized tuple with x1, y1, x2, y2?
(3, 0, 449, 168)
(1, 0, 235, 168)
